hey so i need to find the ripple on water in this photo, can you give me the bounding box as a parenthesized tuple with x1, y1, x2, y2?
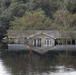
(48, 66, 76, 75)
(49, 71, 76, 75)
(0, 59, 11, 75)
(33, 71, 76, 75)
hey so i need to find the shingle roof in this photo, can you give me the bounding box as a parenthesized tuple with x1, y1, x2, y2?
(7, 30, 61, 39)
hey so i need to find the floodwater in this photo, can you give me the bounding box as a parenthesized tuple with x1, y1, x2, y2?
(0, 52, 76, 75)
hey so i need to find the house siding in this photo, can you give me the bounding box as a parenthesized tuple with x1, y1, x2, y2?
(28, 34, 55, 50)
(18, 37, 25, 44)
(18, 37, 28, 44)
(14, 38, 18, 44)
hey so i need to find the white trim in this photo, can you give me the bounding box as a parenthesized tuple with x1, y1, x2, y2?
(33, 38, 41, 47)
(36, 39, 38, 46)
(44, 39, 51, 46)
(28, 32, 55, 39)
(33, 40, 34, 46)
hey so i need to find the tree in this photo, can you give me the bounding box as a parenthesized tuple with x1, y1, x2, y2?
(0, 0, 76, 41)
(65, 0, 76, 13)
(0, 0, 27, 40)
(53, 7, 76, 34)
(7, 9, 53, 36)
(53, 7, 76, 55)
(32, 0, 62, 18)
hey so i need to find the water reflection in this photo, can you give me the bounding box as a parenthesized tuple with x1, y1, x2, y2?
(0, 52, 76, 75)
(0, 59, 11, 75)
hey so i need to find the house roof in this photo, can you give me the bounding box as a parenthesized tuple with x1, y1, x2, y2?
(8, 30, 61, 39)
(28, 32, 57, 39)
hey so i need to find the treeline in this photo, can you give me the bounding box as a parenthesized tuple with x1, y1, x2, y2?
(0, 0, 76, 39)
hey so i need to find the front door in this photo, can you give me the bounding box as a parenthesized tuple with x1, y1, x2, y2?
(33, 38, 41, 47)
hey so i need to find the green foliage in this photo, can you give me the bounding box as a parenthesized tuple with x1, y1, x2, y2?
(8, 10, 53, 35)
(53, 7, 76, 38)
(53, 7, 76, 29)
(65, 0, 76, 13)
(0, 0, 76, 39)
(32, 0, 61, 18)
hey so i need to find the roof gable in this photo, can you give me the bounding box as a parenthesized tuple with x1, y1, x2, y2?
(28, 32, 55, 39)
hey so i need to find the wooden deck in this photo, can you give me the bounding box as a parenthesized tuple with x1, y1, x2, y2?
(8, 44, 76, 54)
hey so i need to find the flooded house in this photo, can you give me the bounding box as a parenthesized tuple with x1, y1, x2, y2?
(7, 30, 76, 53)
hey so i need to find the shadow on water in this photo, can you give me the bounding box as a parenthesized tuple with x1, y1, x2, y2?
(0, 50, 76, 75)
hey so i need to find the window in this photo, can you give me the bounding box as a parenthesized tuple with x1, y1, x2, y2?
(44, 39, 51, 46)
(33, 38, 41, 47)
(55, 38, 76, 45)
(55, 38, 63, 45)
(72, 39, 75, 45)
(67, 39, 72, 45)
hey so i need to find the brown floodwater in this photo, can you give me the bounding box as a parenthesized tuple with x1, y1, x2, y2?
(0, 51, 76, 75)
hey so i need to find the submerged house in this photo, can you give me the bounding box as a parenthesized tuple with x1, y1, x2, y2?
(7, 30, 76, 53)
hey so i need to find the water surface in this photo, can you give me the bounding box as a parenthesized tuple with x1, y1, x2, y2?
(0, 52, 76, 75)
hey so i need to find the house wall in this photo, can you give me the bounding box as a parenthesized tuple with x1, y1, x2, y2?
(8, 38, 19, 44)
(8, 38, 15, 44)
(8, 37, 28, 44)
(14, 38, 18, 44)
(18, 37, 28, 44)
(18, 37, 25, 44)
(28, 34, 55, 50)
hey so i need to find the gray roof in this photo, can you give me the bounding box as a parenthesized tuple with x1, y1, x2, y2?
(8, 30, 61, 39)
